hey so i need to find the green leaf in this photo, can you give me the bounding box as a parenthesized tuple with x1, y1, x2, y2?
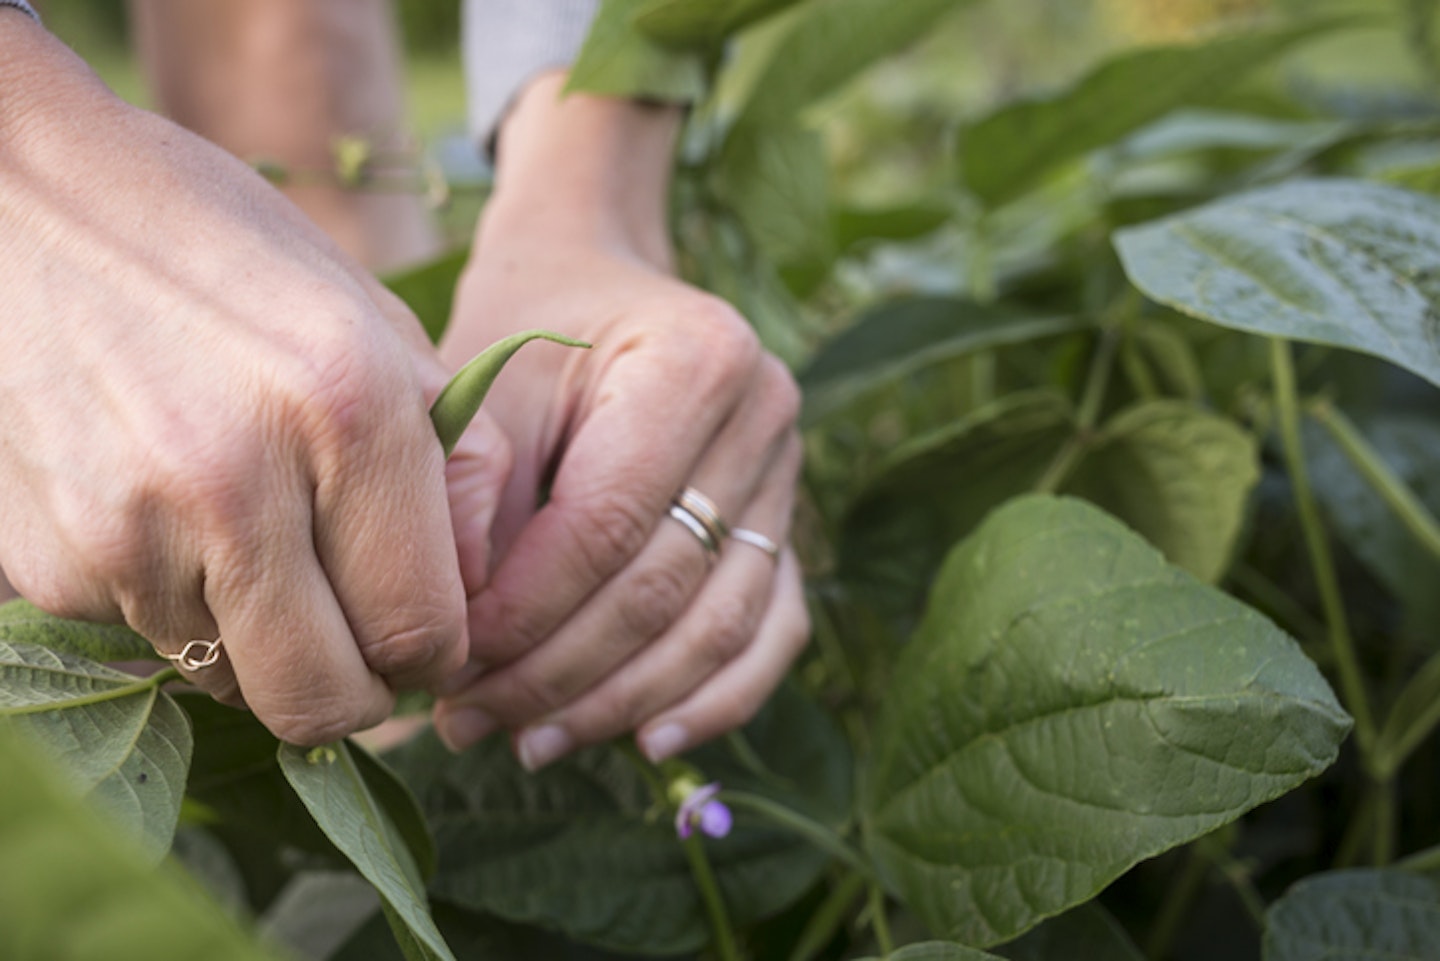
(387, 684, 851, 956)
(383, 248, 469, 346)
(278, 741, 454, 961)
(862, 495, 1351, 947)
(0, 643, 191, 860)
(1063, 401, 1260, 583)
(0, 723, 283, 961)
(855, 943, 1006, 961)
(996, 903, 1144, 961)
(0, 599, 157, 663)
(430, 330, 589, 458)
(838, 392, 1074, 620)
(1263, 869, 1440, 960)
(713, 122, 832, 268)
(567, 0, 707, 102)
(800, 298, 1088, 425)
(959, 19, 1350, 208)
(833, 201, 953, 252)
(734, 0, 972, 125)
(633, 0, 805, 48)
(1114, 178, 1440, 390)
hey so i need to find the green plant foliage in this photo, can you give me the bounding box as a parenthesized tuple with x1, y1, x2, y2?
(855, 943, 1007, 961)
(958, 19, 1350, 207)
(279, 740, 453, 961)
(383, 248, 469, 346)
(386, 684, 851, 955)
(1263, 869, 1440, 960)
(0, 599, 158, 664)
(0, 722, 282, 961)
(862, 496, 1351, 947)
(633, 0, 806, 47)
(839, 392, 1075, 617)
(568, 0, 708, 102)
(799, 298, 1089, 425)
(995, 903, 1144, 960)
(1065, 400, 1261, 582)
(714, 123, 832, 267)
(0, 642, 190, 860)
(1114, 178, 1440, 389)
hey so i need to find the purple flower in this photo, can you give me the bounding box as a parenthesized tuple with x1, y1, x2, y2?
(675, 782, 733, 840)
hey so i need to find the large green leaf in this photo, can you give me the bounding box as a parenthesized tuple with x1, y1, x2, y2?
(632, 0, 805, 47)
(734, 0, 972, 125)
(0, 723, 283, 961)
(800, 298, 1088, 425)
(713, 122, 831, 268)
(0, 642, 190, 860)
(568, 0, 707, 102)
(1064, 401, 1260, 583)
(863, 496, 1351, 947)
(1114, 179, 1440, 389)
(278, 741, 454, 961)
(958, 20, 1349, 207)
(0, 599, 157, 663)
(387, 684, 851, 956)
(996, 903, 1144, 961)
(838, 392, 1074, 620)
(1263, 869, 1440, 960)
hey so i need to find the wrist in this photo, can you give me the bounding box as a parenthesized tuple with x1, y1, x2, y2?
(480, 72, 682, 271)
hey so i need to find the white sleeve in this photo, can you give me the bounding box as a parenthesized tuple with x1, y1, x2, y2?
(0, 0, 40, 21)
(462, 0, 601, 153)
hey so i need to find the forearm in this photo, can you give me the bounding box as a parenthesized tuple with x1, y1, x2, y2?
(482, 72, 684, 272)
(129, 0, 438, 271)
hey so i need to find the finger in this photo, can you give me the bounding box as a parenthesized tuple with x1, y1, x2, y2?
(464, 313, 762, 665)
(511, 548, 807, 769)
(445, 409, 514, 602)
(307, 355, 469, 693)
(204, 515, 396, 746)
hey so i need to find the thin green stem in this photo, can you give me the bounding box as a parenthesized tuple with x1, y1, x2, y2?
(1269, 339, 1375, 758)
(1308, 400, 1440, 564)
(1373, 779, 1397, 866)
(1145, 848, 1209, 960)
(786, 871, 866, 961)
(1398, 840, 1440, 874)
(1375, 649, 1440, 779)
(1, 666, 180, 717)
(683, 835, 742, 961)
(867, 883, 895, 958)
(721, 791, 874, 880)
(1034, 326, 1119, 495)
(1334, 787, 1377, 870)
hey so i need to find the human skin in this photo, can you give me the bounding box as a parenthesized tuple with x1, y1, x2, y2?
(431, 73, 811, 770)
(0, 7, 510, 745)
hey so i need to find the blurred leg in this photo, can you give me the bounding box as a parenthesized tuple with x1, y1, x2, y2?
(129, 0, 441, 271)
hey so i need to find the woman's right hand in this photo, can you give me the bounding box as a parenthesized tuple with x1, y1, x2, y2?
(0, 11, 510, 745)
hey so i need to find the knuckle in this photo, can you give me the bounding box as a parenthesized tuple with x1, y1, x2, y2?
(759, 357, 803, 429)
(691, 301, 761, 379)
(566, 491, 655, 583)
(500, 668, 568, 721)
(615, 562, 695, 643)
(359, 612, 462, 681)
(264, 701, 376, 747)
(694, 596, 756, 669)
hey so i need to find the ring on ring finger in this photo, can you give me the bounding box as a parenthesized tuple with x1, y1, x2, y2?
(162, 637, 225, 671)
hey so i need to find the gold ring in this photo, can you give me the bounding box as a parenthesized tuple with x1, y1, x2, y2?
(667, 504, 720, 556)
(163, 638, 224, 671)
(675, 487, 728, 546)
(730, 528, 780, 560)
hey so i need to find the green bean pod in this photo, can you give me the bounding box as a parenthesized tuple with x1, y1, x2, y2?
(429, 330, 589, 458)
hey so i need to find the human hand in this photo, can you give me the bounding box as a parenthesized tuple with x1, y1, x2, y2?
(430, 76, 809, 768)
(0, 18, 510, 745)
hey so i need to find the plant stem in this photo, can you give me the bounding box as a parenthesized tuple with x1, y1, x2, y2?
(867, 883, 895, 958)
(1307, 400, 1440, 564)
(1398, 840, 1440, 874)
(683, 835, 742, 961)
(1377, 658, 1440, 777)
(1373, 779, 1397, 865)
(786, 871, 866, 961)
(1034, 325, 1120, 495)
(1, 666, 180, 717)
(721, 790, 874, 880)
(1146, 848, 1209, 960)
(1268, 339, 1375, 758)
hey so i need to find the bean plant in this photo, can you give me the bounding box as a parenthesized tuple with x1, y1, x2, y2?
(5, 1, 1440, 959)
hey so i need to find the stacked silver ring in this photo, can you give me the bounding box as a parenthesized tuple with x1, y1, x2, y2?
(667, 487, 781, 563)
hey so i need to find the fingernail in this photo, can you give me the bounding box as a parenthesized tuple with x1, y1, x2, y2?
(640, 722, 689, 763)
(518, 724, 572, 772)
(436, 706, 497, 752)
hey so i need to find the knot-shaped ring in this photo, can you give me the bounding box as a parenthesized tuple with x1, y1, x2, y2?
(163, 638, 224, 671)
